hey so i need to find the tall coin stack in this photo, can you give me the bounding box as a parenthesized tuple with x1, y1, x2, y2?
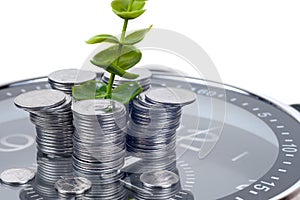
(126, 87, 196, 170)
(14, 89, 74, 156)
(48, 69, 97, 95)
(72, 99, 127, 200)
(102, 68, 152, 91)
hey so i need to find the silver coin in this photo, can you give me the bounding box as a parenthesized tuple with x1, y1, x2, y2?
(72, 98, 127, 175)
(55, 176, 92, 195)
(48, 69, 97, 85)
(145, 87, 196, 106)
(15, 89, 74, 156)
(140, 170, 179, 189)
(0, 168, 35, 185)
(72, 99, 125, 116)
(14, 89, 66, 110)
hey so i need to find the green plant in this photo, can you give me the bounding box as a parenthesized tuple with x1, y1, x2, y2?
(73, 0, 152, 104)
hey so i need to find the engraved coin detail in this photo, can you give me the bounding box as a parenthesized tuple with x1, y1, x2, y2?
(140, 170, 179, 189)
(55, 176, 92, 195)
(0, 168, 35, 185)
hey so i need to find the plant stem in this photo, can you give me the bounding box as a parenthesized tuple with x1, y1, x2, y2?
(120, 20, 129, 43)
(107, 0, 134, 97)
(106, 73, 115, 97)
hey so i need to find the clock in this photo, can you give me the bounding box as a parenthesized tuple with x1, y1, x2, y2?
(0, 70, 299, 199)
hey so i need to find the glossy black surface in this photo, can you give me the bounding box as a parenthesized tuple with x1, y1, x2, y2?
(0, 73, 299, 200)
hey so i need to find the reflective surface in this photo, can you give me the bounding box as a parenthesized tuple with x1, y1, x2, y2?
(0, 72, 299, 199)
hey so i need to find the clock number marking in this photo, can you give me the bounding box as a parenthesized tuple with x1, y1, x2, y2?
(248, 180, 276, 195)
(254, 182, 274, 192)
(282, 143, 297, 153)
(197, 89, 217, 97)
(257, 112, 272, 118)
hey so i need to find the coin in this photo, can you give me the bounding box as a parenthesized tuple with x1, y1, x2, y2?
(14, 89, 66, 110)
(15, 90, 74, 156)
(145, 87, 196, 106)
(48, 69, 97, 85)
(0, 168, 35, 185)
(55, 176, 92, 195)
(72, 99, 125, 116)
(48, 69, 97, 95)
(72, 99, 127, 175)
(140, 170, 179, 189)
(36, 152, 73, 184)
(126, 92, 181, 160)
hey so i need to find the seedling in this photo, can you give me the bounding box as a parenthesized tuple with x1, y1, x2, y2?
(73, 0, 152, 104)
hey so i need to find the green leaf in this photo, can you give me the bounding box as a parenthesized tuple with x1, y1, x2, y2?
(86, 34, 119, 44)
(112, 9, 146, 20)
(131, 0, 145, 11)
(111, 0, 145, 12)
(72, 80, 107, 100)
(91, 59, 139, 79)
(111, 0, 146, 19)
(91, 45, 142, 75)
(114, 45, 142, 70)
(111, 82, 143, 104)
(124, 25, 152, 45)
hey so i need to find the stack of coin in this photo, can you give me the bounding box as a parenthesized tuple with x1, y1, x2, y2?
(102, 68, 152, 91)
(14, 89, 74, 156)
(36, 152, 73, 185)
(126, 94, 180, 160)
(72, 99, 127, 174)
(72, 99, 128, 199)
(134, 170, 180, 200)
(26, 152, 74, 199)
(74, 170, 128, 200)
(127, 87, 196, 161)
(48, 69, 97, 95)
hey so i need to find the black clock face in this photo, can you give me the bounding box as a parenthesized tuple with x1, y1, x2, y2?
(0, 72, 299, 200)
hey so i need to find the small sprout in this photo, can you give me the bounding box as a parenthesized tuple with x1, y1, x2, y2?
(73, 0, 152, 103)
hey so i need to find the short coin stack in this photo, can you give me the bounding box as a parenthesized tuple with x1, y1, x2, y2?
(48, 69, 97, 95)
(102, 68, 152, 91)
(135, 170, 180, 200)
(126, 87, 196, 164)
(14, 89, 74, 156)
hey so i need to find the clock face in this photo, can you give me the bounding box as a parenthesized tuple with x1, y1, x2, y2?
(0, 72, 299, 200)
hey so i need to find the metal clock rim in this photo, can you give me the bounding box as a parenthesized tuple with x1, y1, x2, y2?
(1, 71, 300, 199)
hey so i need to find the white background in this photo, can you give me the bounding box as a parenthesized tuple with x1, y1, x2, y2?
(0, 0, 299, 105)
